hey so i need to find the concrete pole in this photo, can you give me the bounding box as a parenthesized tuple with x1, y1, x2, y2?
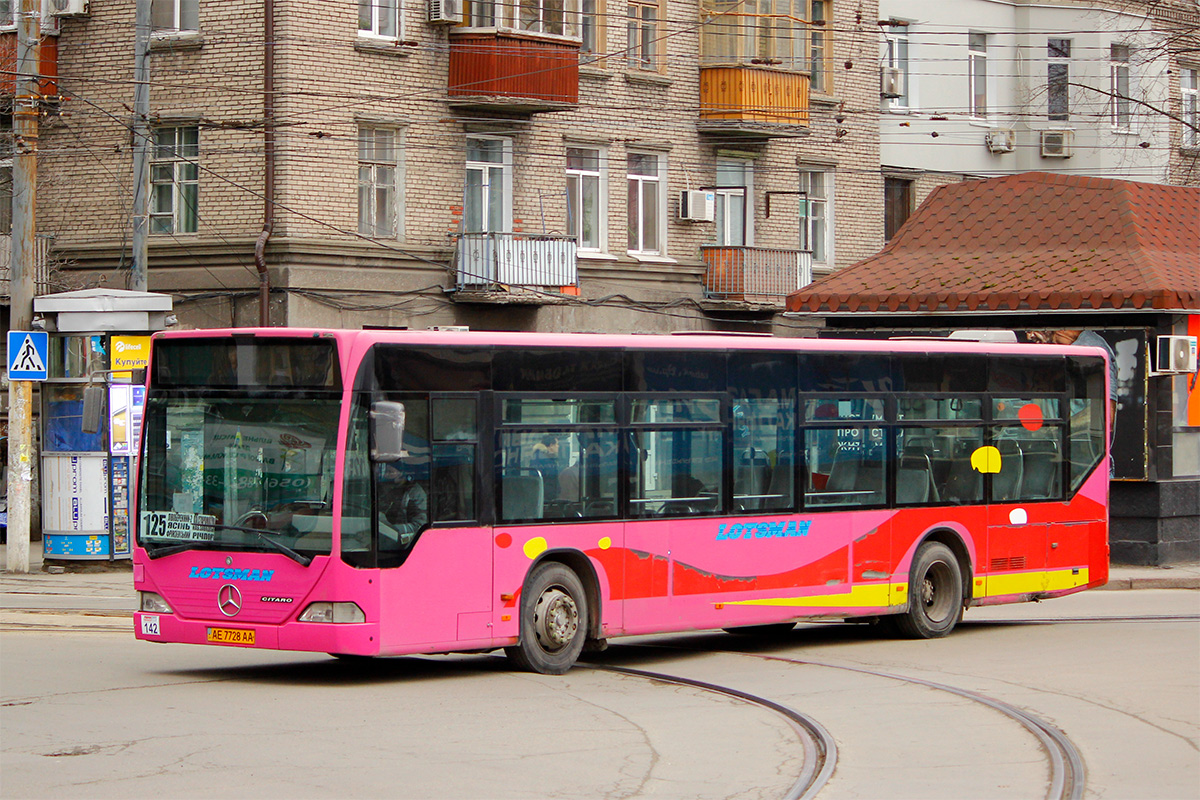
(6, 0, 41, 574)
(130, 0, 150, 291)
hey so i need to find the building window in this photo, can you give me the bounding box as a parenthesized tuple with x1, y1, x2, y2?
(809, 0, 829, 93)
(968, 32, 987, 118)
(884, 177, 913, 241)
(358, 127, 400, 239)
(465, 136, 511, 233)
(799, 169, 830, 265)
(464, 0, 578, 34)
(626, 0, 660, 70)
(566, 146, 606, 251)
(627, 151, 664, 255)
(150, 126, 198, 235)
(714, 159, 751, 247)
(1110, 44, 1131, 130)
(359, 0, 400, 39)
(884, 29, 910, 109)
(1048, 38, 1071, 122)
(151, 0, 199, 32)
(1183, 68, 1199, 149)
(699, 0, 807, 71)
(0, 1, 13, 28)
(580, 0, 604, 61)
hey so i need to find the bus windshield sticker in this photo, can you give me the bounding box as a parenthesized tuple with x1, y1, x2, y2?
(142, 511, 217, 541)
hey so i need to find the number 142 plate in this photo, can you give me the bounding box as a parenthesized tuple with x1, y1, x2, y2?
(207, 627, 255, 645)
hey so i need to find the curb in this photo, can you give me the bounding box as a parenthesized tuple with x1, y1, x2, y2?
(1101, 576, 1200, 591)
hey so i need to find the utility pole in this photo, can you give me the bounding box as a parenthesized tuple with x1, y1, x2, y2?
(6, 0, 41, 573)
(130, 0, 150, 291)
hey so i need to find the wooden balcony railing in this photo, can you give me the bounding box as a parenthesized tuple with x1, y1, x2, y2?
(699, 66, 809, 134)
(448, 31, 579, 111)
(702, 245, 812, 303)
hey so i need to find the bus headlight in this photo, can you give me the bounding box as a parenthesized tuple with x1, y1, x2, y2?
(298, 602, 366, 624)
(139, 592, 173, 614)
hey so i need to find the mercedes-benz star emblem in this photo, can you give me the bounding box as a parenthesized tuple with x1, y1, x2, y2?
(218, 584, 243, 617)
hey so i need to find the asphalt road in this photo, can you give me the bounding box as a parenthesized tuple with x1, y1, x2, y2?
(2, 588, 1197, 800)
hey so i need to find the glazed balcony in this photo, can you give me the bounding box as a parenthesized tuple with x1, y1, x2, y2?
(702, 246, 812, 305)
(698, 66, 810, 137)
(454, 232, 578, 301)
(448, 30, 579, 113)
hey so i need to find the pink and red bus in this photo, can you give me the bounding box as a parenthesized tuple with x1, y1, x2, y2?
(133, 329, 1110, 673)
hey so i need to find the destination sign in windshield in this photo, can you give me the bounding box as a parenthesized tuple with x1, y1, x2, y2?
(142, 511, 217, 541)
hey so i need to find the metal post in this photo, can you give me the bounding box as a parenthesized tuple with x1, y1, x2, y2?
(6, 0, 41, 573)
(130, 0, 151, 292)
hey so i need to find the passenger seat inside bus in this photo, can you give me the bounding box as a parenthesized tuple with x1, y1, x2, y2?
(502, 473, 544, 521)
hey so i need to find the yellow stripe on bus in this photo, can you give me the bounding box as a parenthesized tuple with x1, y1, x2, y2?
(984, 567, 1091, 598)
(724, 582, 906, 609)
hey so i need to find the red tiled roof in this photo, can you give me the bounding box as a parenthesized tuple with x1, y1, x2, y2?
(788, 172, 1200, 314)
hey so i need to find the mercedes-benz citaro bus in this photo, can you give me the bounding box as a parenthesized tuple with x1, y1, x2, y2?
(133, 329, 1110, 674)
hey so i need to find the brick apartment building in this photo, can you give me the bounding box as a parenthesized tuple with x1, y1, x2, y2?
(3, 0, 885, 335)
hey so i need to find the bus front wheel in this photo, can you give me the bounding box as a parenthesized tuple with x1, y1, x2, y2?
(505, 562, 588, 675)
(894, 542, 963, 639)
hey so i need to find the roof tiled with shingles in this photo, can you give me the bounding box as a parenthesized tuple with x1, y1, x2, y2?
(788, 172, 1200, 314)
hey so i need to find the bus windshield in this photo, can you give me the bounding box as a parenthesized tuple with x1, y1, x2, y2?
(138, 395, 341, 562)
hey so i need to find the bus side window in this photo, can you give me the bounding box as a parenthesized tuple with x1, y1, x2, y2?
(431, 397, 477, 522)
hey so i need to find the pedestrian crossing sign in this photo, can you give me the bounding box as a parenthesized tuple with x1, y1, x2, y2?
(7, 330, 49, 381)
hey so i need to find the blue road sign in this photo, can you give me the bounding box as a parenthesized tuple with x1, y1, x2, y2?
(7, 330, 49, 381)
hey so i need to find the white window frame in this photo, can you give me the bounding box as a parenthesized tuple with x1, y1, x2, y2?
(0, 1, 13, 30)
(885, 28, 911, 110)
(1110, 44, 1132, 131)
(1183, 67, 1199, 150)
(358, 126, 403, 240)
(151, 0, 199, 33)
(464, 0, 580, 37)
(968, 32, 988, 119)
(150, 126, 199, 235)
(359, 0, 401, 40)
(799, 168, 831, 268)
(714, 158, 753, 247)
(627, 150, 666, 256)
(1048, 38, 1071, 122)
(566, 146, 608, 252)
(464, 136, 513, 234)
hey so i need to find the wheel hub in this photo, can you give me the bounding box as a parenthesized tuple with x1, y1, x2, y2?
(534, 588, 578, 650)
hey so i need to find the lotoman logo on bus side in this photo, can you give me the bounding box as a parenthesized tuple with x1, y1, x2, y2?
(716, 519, 812, 541)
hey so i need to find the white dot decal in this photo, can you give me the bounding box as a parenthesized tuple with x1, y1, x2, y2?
(1009, 508, 1028, 525)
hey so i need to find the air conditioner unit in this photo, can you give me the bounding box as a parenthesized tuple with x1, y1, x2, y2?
(1156, 335, 1198, 374)
(1040, 129, 1074, 158)
(880, 66, 903, 99)
(679, 190, 716, 222)
(428, 0, 461, 25)
(985, 128, 1015, 153)
(49, 0, 88, 16)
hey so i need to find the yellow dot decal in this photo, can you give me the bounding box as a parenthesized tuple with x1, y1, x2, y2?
(523, 537, 548, 559)
(598, 537, 612, 550)
(971, 445, 1002, 474)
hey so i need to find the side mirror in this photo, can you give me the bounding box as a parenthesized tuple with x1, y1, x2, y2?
(370, 401, 407, 462)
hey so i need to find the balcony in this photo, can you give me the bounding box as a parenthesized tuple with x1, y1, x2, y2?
(453, 232, 578, 303)
(448, 30, 579, 114)
(0, 32, 58, 98)
(0, 234, 56, 299)
(698, 67, 810, 138)
(702, 246, 812, 307)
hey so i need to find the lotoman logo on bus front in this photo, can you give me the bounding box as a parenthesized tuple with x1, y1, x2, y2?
(716, 519, 812, 541)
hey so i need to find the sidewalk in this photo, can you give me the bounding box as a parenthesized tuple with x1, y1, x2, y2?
(2, 542, 1196, 624)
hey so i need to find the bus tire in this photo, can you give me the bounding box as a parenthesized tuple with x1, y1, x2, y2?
(895, 541, 963, 639)
(505, 561, 588, 675)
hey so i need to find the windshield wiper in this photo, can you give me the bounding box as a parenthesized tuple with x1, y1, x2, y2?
(143, 523, 313, 567)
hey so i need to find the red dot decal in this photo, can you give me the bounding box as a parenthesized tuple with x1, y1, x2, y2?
(1018, 403, 1044, 431)
(495, 533, 512, 548)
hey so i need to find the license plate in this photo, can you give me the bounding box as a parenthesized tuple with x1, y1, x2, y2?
(207, 627, 255, 645)
(140, 615, 161, 637)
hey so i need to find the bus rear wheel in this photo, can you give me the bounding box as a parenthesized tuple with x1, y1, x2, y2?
(894, 542, 963, 639)
(505, 562, 588, 675)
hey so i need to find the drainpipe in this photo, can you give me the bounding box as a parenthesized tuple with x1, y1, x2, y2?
(254, 0, 275, 326)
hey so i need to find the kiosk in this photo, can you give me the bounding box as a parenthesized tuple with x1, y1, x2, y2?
(33, 289, 173, 561)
